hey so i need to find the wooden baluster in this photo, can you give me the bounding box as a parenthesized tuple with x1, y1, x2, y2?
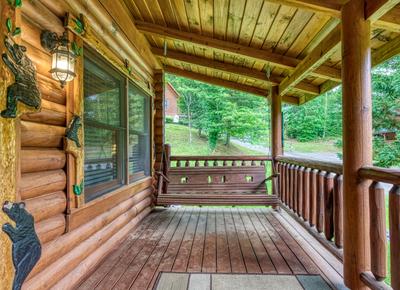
(204, 160, 209, 167)
(213, 160, 218, 166)
(223, 160, 227, 166)
(279, 163, 284, 203)
(289, 164, 295, 209)
(260, 160, 265, 166)
(298, 167, 304, 217)
(310, 169, 318, 227)
(195, 160, 199, 167)
(324, 173, 335, 241)
(293, 165, 299, 213)
(334, 175, 343, 248)
(251, 160, 256, 166)
(369, 181, 386, 281)
(303, 168, 311, 222)
(185, 160, 190, 167)
(285, 163, 290, 206)
(232, 160, 237, 166)
(389, 185, 400, 289)
(317, 170, 326, 233)
(241, 160, 246, 166)
(176, 160, 181, 167)
(282, 163, 287, 205)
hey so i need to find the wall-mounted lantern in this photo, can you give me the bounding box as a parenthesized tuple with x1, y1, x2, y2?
(40, 30, 76, 88)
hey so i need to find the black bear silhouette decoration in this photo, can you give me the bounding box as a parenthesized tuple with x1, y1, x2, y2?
(2, 201, 41, 290)
(66, 115, 82, 147)
(1, 36, 41, 118)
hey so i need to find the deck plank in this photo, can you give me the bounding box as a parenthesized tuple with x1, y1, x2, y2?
(202, 208, 217, 272)
(187, 207, 207, 272)
(231, 208, 262, 273)
(130, 209, 192, 289)
(223, 208, 247, 273)
(215, 209, 231, 273)
(111, 209, 182, 290)
(77, 209, 164, 289)
(77, 207, 346, 290)
(239, 209, 276, 273)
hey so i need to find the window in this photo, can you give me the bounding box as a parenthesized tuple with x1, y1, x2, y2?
(128, 83, 151, 181)
(83, 48, 152, 202)
(83, 49, 126, 202)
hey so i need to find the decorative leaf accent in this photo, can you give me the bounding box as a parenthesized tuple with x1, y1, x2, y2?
(6, 18, 12, 33)
(128, 67, 132, 75)
(15, 0, 22, 8)
(72, 17, 84, 34)
(73, 180, 84, 196)
(7, 0, 13, 6)
(71, 41, 82, 56)
(12, 27, 21, 36)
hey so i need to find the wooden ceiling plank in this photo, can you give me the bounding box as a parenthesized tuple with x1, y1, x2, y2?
(279, 24, 341, 96)
(153, 47, 319, 95)
(365, 0, 400, 21)
(136, 20, 340, 81)
(164, 65, 300, 105)
(372, 33, 400, 66)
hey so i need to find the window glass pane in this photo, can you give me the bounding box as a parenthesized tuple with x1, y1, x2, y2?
(83, 49, 125, 201)
(84, 58, 121, 127)
(128, 84, 150, 180)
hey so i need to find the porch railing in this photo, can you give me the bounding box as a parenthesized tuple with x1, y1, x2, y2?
(276, 155, 400, 290)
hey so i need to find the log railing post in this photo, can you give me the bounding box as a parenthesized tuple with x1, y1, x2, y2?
(342, 0, 373, 288)
(271, 87, 282, 201)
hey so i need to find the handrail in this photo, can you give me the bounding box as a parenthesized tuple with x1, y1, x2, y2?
(359, 166, 400, 185)
(170, 155, 271, 161)
(276, 155, 343, 174)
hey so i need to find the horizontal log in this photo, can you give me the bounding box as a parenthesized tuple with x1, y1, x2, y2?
(28, 190, 152, 278)
(37, 74, 66, 105)
(21, 149, 66, 173)
(360, 271, 392, 290)
(170, 155, 272, 161)
(21, 0, 64, 35)
(67, 178, 152, 230)
(20, 169, 66, 200)
(276, 155, 343, 174)
(25, 191, 66, 223)
(24, 198, 151, 290)
(21, 121, 65, 148)
(35, 214, 65, 244)
(49, 207, 151, 290)
(359, 165, 400, 185)
(21, 99, 66, 126)
(21, 148, 66, 173)
(24, 40, 53, 80)
(21, 15, 51, 57)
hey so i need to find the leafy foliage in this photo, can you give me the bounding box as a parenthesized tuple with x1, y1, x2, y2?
(167, 74, 269, 152)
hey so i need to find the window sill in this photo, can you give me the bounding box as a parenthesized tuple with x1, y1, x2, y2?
(67, 176, 153, 231)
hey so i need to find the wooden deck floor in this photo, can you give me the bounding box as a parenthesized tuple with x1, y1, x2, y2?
(76, 207, 347, 290)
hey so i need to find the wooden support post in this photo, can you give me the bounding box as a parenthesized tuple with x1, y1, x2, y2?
(342, 1, 373, 288)
(0, 2, 22, 288)
(271, 87, 282, 201)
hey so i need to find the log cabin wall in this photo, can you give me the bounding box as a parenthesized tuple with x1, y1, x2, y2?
(4, 1, 161, 289)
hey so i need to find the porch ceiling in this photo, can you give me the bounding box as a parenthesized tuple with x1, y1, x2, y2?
(122, 0, 400, 105)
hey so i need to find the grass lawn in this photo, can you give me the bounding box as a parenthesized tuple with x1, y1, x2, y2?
(165, 123, 262, 156)
(285, 139, 340, 154)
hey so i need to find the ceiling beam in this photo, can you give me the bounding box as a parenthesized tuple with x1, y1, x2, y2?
(152, 47, 320, 95)
(365, 0, 400, 21)
(266, 0, 400, 33)
(319, 32, 400, 96)
(279, 25, 341, 96)
(135, 21, 341, 82)
(164, 66, 300, 105)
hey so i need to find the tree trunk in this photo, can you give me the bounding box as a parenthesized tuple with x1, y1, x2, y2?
(225, 132, 230, 146)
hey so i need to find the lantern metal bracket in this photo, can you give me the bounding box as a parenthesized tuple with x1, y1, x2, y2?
(40, 30, 68, 52)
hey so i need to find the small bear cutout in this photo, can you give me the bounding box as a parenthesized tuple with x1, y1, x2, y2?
(2, 201, 41, 290)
